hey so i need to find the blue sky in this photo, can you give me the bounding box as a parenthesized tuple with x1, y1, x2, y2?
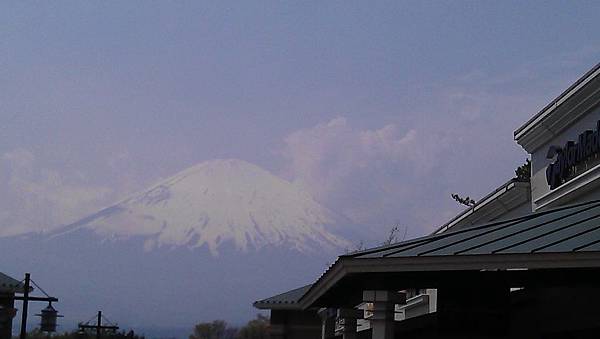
(1, 1, 599, 241)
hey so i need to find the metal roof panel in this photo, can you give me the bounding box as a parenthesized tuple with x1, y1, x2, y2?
(353, 200, 600, 259)
(534, 224, 600, 253)
(464, 204, 600, 254)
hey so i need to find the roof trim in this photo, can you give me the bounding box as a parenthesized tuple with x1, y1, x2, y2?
(253, 284, 313, 310)
(514, 63, 600, 153)
(515, 62, 600, 139)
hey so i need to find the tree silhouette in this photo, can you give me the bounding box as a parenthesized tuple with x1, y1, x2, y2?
(189, 320, 236, 339)
(236, 314, 269, 339)
(515, 159, 531, 182)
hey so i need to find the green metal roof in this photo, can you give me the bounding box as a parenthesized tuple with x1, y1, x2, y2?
(346, 199, 600, 259)
(254, 284, 312, 310)
(299, 200, 600, 308)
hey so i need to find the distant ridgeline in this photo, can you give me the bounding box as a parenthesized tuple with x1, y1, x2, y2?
(546, 120, 600, 190)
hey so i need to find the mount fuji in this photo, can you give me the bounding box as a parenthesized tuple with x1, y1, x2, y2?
(0, 159, 354, 337)
(53, 159, 349, 254)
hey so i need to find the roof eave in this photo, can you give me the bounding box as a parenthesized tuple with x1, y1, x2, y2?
(253, 302, 303, 311)
(0, 272, 28, 294)
(299, 251, 600, 309)
(515, 63, 600, 153)
(299, 258, 347, 310)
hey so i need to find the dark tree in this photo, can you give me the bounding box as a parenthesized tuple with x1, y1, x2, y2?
(190, 320, 236, 339)
(236, 314, 269, 339)
(344, 240, 366, 254)
(381, 225, 407, 246)
(22, 328, 145, 339)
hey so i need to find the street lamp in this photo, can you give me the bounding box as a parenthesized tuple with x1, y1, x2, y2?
(35, 303, 62, 333)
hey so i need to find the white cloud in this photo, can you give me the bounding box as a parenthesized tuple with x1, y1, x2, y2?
(282, 117, 439, 232)
(281, 111, 528, 241)
(280, 56, 562, 239)
(0, 149, 113, 236)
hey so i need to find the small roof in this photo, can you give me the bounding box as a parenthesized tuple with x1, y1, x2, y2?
(254, 284, 313, 310)
(0, 272, 27, 294)
(300, 199, 600, 308)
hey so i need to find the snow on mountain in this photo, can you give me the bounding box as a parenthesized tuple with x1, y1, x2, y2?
(55, 159, 349, 254)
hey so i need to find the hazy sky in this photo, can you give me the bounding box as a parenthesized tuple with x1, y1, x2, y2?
(1, 1, 599, 240)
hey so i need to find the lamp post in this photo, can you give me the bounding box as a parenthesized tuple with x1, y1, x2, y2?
(14, 273, 60, 339)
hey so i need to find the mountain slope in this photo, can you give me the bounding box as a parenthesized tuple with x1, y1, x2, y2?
(55, 159, 349, 254)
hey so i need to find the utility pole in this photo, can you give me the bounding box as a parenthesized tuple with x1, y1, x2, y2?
(19, 273, 30, 339)
(96, 311, 102, 339)
(78, 311, 119, 339)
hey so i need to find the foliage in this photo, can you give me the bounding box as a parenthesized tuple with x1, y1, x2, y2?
(344, 240, 366, 254)
(235, 315, 269, 339)
(451, 193, 476, 207)
(19, 328, 144, 339)
(16, 328, 76, 339)
(189, 315, 269, 339)
(515, 159, 531, 182)
(344, 225, 409, 255)
(381, 225, 407, 246)
(189, 320, 236, 339)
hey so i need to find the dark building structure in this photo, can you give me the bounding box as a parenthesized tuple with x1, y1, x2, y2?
(0, 272, 27, 339)
(254, 285, 322, 339)
(255, 62, 600, 339)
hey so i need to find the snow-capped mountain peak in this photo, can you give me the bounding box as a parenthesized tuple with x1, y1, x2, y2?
(57, 159, 348, 254)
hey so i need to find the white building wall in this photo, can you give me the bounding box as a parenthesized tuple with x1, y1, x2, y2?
(530, 104, 600, 210)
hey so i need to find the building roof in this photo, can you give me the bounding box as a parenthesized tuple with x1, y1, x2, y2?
(0, 272, 27, 294)
(254, 284, 313, 310)
(352, 199, 600, 258)
(299, 199, 600, 308)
